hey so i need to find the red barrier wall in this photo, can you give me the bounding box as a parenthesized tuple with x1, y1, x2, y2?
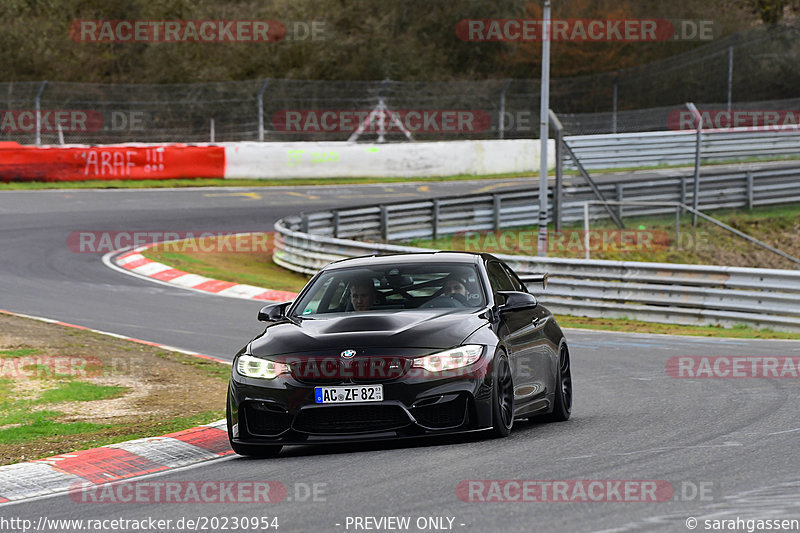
(0, 143, 225, 182)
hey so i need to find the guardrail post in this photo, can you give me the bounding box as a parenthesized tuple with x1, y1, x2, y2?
(675, 207, 681, 247)
(680, 178, 686, 206)
(301, 214, 309, 233)
(746, 171, 754, 210)
(616, 184, 624, 221)
(332, 211, 340, 238)
(380, 205, 388, 241)
(493, 194, 501, 231)
(583, 202, 590, 260)
(432, 199, 440, 241)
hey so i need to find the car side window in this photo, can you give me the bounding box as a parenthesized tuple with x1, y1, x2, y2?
(502, 264, 525, 292)
(486, 261, 515, 298)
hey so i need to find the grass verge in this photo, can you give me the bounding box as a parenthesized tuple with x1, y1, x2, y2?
(557, 315, 800, 339)
(408, 203, 800, 270)
(0, 313, 230, 465)
(142, 233, 310, 292)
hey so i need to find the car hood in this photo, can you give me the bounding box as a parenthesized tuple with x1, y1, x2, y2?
(249, 309, 488, 356)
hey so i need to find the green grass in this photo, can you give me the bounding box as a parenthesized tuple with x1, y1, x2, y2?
(142, 234, 309, 292)
(557, 315, 800, 339)
(407, 203, 800, 269)
(38, 381, 127, 403)
(0, 418, 111, 444)
(153, 351, 232, 382)
(0, 348, 40, 358)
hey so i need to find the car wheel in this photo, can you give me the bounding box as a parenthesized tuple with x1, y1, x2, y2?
(227, 386, 283, 458)
(545, 345, 572, 422)
(491, 352, 514, 437)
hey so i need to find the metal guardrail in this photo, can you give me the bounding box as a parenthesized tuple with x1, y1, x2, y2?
(564, 128, 800, 170)
(274, 163, 800, 332)
(579, 200, 800, 267)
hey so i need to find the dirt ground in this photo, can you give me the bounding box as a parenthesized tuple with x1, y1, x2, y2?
(0, 312, 230, 465)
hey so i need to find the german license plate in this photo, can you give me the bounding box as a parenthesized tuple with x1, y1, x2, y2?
(314, 385, 383, 404)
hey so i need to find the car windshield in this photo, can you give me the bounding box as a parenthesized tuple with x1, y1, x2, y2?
(291, 263, 486, 316)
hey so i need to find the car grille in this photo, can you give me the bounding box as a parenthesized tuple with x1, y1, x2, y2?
(289, 357, 411, 384)
(292, 405, 411, 434)
(244, 403, 292, 437)
(412, 395, 468, 429)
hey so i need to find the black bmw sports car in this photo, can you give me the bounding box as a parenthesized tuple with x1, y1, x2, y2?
(227, 252, 571, 457)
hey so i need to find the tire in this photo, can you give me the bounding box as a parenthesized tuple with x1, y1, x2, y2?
(544, 346, 572, 422)
(227, 386, 282, 458)
(491, 352, 514, 437)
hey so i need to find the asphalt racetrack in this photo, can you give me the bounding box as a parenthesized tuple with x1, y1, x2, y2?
(2, 181, 800, 532)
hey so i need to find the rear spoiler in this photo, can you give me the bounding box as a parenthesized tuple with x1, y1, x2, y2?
(519, 273, 548, 290)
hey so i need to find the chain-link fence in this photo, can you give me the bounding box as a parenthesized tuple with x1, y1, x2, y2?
(2, 23, 799, 145)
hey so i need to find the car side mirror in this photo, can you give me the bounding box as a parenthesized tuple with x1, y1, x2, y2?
(496, 291, 538, 313)
(258, 301, 291, 322)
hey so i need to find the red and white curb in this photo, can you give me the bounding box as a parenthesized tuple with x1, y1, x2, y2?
(0, 308, 233, 504)
(104, 242, 298, 302)
(0, 421, 232, 503)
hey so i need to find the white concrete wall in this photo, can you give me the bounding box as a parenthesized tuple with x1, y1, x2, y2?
(224, 139, 555, 179)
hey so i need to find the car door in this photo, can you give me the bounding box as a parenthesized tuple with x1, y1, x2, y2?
(502, 262, 557, 411)
(488, 260, 551, 415)
(486, 261, 541, 408)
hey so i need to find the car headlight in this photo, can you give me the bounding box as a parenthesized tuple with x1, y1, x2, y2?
(236, 354, 288, 379)
(412, 345, 484, 373)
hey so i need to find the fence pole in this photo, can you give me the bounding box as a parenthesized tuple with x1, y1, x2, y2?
(35, 81, 47, 146)
(746, 171, 754, 210)
(549, 109, 563, 231)
(537, 0, 552, 257)
(257, 78, 270, 142)
(612, 72, 619, 134)
(675, 207, 681, 247)
(727, 42, 734, 115)
(498, 79, 512, 139)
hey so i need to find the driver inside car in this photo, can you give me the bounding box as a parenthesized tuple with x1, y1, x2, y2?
(441, 275, 470, 306)
(349, 279, 378, 311)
